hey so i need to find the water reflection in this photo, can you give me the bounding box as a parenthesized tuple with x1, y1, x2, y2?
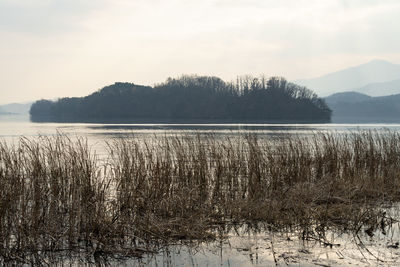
(2, 117, 400, 140)
(1, 119, 400, 159)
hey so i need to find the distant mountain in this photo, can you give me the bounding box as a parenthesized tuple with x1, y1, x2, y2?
(297, 60, 400, 96)
(0, 102, 32, 115)
(350, 79, 400, 97)
(325, 92, 372, 106)
(325, 91, 400, 123)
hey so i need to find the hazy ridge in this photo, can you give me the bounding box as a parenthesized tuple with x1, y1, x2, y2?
(325, 91, 400, 122)
(0, 102, 32, 115)
(297, 59, 400, 96)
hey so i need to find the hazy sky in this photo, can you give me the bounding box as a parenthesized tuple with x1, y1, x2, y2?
(1, 0, 400, 104)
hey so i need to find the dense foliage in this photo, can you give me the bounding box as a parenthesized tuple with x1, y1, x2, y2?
(30, 75, 331, 122)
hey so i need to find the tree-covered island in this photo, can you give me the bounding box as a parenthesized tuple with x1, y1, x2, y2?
(30, 75, 331, 123)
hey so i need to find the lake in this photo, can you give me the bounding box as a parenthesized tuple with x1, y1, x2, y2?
(2, 114, 400, 142)
(2, 114, 400, 266)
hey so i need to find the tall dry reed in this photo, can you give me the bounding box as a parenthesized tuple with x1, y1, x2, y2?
(1, 131, 400, 263)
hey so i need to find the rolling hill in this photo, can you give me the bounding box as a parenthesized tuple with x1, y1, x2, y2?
(349, 79, 400, 97)
(297, 60, 400, 96)
(0, 102, 32, 115)
(325, 91, 400, 123)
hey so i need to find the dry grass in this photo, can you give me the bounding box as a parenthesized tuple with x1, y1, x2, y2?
(1, 131, 400, 264)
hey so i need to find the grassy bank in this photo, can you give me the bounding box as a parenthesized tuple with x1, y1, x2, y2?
(1, 131, 400, 264)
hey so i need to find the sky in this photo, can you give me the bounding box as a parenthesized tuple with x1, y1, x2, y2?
(1, 0, 400, 104)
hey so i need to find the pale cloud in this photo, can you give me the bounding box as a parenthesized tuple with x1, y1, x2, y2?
(0, 0, 105, 35)
(0, 0, 400, 103)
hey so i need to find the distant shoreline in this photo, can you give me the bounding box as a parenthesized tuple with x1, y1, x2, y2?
(29, 116, 330, 124)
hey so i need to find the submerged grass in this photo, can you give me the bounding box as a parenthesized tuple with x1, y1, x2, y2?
(1, 131, 400, 264)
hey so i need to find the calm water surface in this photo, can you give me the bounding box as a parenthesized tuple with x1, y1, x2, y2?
(2, 114, 400, 158)
(2, 115, 400, 142)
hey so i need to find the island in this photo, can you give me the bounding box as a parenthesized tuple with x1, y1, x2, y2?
(30, 75, 331, 123)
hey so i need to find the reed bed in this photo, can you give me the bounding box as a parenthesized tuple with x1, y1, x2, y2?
(1, 131, 400, 264)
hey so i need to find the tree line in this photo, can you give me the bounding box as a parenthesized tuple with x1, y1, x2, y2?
(30, 75, 331, 122)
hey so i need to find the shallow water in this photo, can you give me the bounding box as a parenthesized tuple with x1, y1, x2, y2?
(122, 204, 400, 266)
(16, 221, 400, 266)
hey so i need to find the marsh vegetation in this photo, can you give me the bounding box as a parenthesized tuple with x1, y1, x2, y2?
(1, 131, 400, 265)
